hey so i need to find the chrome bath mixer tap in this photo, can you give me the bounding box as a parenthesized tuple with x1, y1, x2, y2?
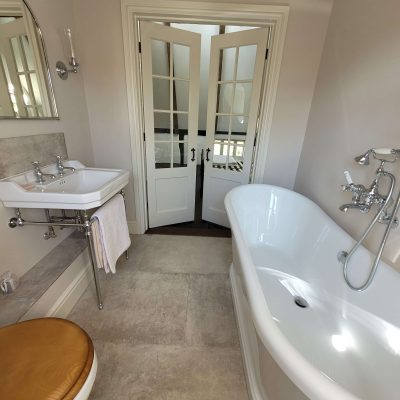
(338, 148, 400, 291)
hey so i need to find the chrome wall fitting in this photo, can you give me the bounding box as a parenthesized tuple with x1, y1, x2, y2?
(56, 58, 79, 80)
(339, 147, 400, 291)
(56, 28, 79, 80)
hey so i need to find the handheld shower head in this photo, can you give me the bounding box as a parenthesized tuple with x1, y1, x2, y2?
(354, 149, 372, 165)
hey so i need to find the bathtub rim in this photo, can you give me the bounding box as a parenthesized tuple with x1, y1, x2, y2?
(225, 184, 360, 400)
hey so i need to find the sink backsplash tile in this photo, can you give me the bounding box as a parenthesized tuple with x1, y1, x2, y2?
(0, 133, 68, 179)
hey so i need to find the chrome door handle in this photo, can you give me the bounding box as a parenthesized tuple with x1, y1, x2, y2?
(191, 148, 196, 162)
(206, 148, 210, 162)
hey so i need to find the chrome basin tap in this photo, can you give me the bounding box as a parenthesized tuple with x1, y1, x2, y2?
(32, 161, 56, 184)
(55, 155, 75, 176)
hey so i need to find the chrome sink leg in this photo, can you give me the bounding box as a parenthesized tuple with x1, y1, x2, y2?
(120, 189, 130, 260)
(83, 211, 103, 310)
(43, 209, 56, 240)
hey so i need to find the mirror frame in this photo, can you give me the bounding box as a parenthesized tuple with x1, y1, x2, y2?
(0, 0, 59, 119)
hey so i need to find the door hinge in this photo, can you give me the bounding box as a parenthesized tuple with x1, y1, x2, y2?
(265, 48, 269, 60)
(138, 42, 142, 53)
(143, 132, 146, 141)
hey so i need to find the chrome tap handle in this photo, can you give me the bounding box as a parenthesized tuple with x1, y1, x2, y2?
(55, 155, 63, 166)
(55, 155, 74, 175)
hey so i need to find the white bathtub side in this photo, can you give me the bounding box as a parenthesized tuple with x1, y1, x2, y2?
(230, 261, 309, 400)
(226, 184, 361, 400)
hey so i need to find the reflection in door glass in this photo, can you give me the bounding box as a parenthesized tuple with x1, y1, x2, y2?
(231, 116, 248, 135)
(154, 112, 170, 140)
(215, 115, 230, 135)
(220, 47, 236, 81)
(173, 142, 188, 168)
(151, 40, 169, 76)
(213, 114, 247, 171)
(155, 142, 171, 169)
(173, 80, 189, 111)
(173, 113, 188, 140)
(10, 37, 24, 72)
(173, 43, 190, 79)
(233, 83, 252, 115)
(217, 83, 234, 114)
(237, 45, 257, 80)
(153, 78, 170, 110)
(212, 41, 258, 172)
(212, 136, 245, 172)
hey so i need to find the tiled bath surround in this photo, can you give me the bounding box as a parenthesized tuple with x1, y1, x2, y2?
(0, 133, 68, 179)
(69, 234, 248, 399)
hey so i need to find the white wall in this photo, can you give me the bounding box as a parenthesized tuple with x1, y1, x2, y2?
(72, 0, 136, 229)
(295, 0, 400, 269)
(72, 0, 332, 229)
(0, 0, 93, 277)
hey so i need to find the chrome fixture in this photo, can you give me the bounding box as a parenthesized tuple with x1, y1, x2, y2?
(55, 155, 75, 176)
(354, 149, 373, 165)
(56, 28, 79, 80)
(32, 161, 56, 184)
(7, 190, 129, 310)
(43, 209, 57, 240)
(339, 148, 400, 291)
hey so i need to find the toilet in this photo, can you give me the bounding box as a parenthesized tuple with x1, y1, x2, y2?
(0, 318, 97, 400)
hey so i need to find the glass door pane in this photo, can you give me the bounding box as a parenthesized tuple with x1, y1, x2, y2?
(151, 38, 191, 170)
(212, 43, 257, 173)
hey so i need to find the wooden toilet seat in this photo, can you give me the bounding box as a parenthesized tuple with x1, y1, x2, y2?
(0, 318, 94, 400)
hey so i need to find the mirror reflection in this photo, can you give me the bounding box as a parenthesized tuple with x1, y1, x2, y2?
(0, 0, 58, 118)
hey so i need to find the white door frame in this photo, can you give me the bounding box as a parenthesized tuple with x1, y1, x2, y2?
(121, 0, 289, 234)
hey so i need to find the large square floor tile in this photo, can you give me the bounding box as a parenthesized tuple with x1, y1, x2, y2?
(90, 342, 248, 400)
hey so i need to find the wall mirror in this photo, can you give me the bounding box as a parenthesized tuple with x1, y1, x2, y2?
(0, 0, 58, 119)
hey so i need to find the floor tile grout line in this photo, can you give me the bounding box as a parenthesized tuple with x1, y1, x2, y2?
(183, 274, 192, 346)
(121, 269, 230, 278)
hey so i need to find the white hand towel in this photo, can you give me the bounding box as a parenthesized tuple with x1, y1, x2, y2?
(91, 194, 131, 274)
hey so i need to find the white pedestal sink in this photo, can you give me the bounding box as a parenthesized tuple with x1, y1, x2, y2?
(0, 161, 129, 210)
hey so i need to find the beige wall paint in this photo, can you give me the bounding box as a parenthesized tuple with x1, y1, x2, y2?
(0, 0, 93, 277)
(72, 0, 332, 230)
(295, 0, 400, 269)
(72, 0, 136, 226)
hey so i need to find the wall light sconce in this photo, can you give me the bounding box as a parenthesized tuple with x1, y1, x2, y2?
(56, 28, 79, 80)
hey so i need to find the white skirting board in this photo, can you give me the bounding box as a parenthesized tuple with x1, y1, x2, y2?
(128, 220, 138, 234)
(19, 249, 92, 321)
(230, 264, 269, 400)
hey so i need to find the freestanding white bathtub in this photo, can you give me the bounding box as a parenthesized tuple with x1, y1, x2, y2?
(225, 184, 400, 400)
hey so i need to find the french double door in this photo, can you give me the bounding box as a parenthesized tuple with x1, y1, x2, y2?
(141, 22, 269, 228)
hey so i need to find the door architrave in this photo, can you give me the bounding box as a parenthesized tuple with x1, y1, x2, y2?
(121, 0, 289, 233)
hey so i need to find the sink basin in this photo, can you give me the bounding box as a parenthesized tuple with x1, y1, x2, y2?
(0, 161, 129, 210)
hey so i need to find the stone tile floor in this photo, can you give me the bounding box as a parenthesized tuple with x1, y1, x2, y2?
(68, 234, 249, 399)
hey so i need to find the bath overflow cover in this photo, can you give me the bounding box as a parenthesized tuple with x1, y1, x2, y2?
(294, 296, 309, 308)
